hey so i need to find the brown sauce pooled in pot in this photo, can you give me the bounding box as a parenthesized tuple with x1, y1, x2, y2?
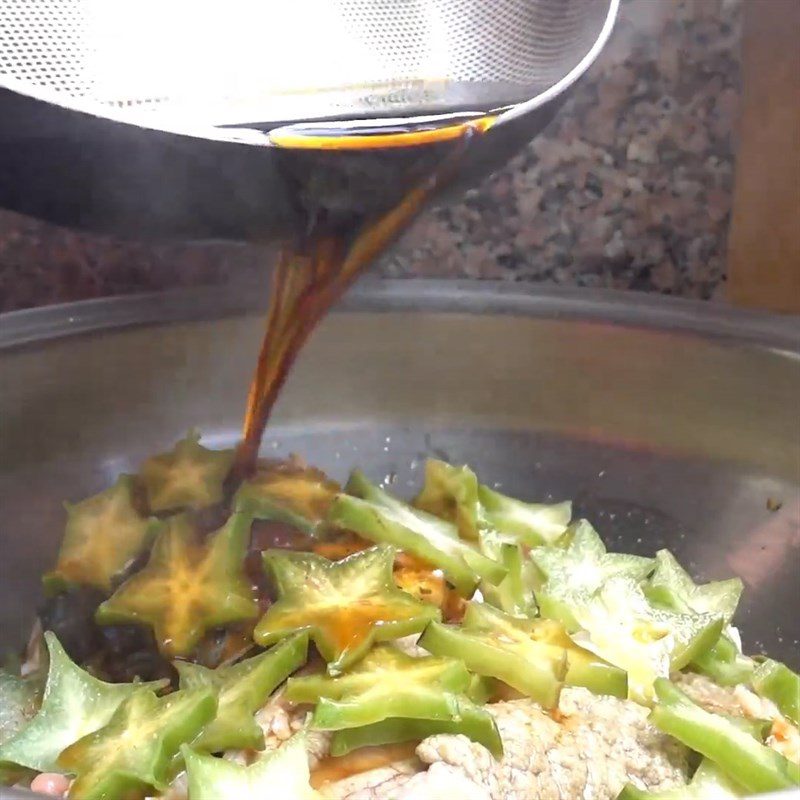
(310, 742, 420, 790)
(232, 117, 495, 478)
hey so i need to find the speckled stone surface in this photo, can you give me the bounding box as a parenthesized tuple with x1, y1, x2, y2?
(0, 0, 742, 312)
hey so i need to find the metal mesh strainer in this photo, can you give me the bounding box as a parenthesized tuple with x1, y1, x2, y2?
(0, 0, 617, 240)
(1, 0, 615, 127)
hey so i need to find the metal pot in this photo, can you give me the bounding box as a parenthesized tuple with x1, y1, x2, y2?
(0, 281, 798, 799)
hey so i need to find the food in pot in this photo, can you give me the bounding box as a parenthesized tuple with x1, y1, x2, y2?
(0, 434, 797, 799)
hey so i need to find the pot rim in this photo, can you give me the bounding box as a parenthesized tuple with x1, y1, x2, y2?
(1, 281, 798, 800)
(1, 280, 798, 353)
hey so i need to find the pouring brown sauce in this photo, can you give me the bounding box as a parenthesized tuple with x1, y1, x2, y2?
(232, 115, 496, 478)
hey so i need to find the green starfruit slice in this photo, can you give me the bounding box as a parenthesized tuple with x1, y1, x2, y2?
(328, 470, 505, 595)
(0, 670, 42, 747)
(722, 714, 773, 742)
(752, 659, 800, 726)
(478, 531, 538, 618)
(0, 633, 166, 773)
(0, 669, 43, 785)
(650, 678, 800, 794)
(254, 546, 440, 675)
(58, 687, 217, 800)
(234, 461, 340, 536)
(477, 484, 571, 546)
(183, 733, 320, 800)
(646, 550, 743, 623)
(286, 646, 501, 757)
(44, 475, 163, 594)
(531, 520, 654, 629)
(413, 459, 571, 546)
(421, 602, 626, 701)
(286, 644, 469, 706)
(690, 633, 754, 687)
(413, 459, 482, 540)
(176, 633, 308, 753)
(466, 674, 495, 705)
(96, 512, 259, 658)
(329, 704, 503, 758)
(571, 577, 724, 703)
(419, 602, 567, 707)
(139, 431, 234, 513)
(525, 616, 628, 698)
(617, 758, 747, 799)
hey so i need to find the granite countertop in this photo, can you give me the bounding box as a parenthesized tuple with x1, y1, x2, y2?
(0, 0, 742, 313)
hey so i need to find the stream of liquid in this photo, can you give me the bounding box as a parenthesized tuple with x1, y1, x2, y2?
(233, 120, 492, 478)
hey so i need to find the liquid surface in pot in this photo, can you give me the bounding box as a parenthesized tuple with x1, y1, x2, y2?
(233, 119, 493, 477)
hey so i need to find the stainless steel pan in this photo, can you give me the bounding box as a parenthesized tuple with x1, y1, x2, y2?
(0, 281, 798, 798)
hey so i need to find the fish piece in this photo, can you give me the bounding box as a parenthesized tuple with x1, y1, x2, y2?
(674, 672, 800, 764)
(650, 678, 799, 795)
(320, 759, 420, 799)
(255, 691, 331, 770)
(674, 671, 764, 717)
(415, 688, 688, 800)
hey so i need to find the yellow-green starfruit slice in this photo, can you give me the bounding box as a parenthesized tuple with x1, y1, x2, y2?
(175, 633, 308, 753)
(571, 577, 724, 704)
(234, 461, 340, 536)
(254, 546, 440, 675)
(58, 687, 217, 800)
(44, 475, 162, 594)
(183, 733, 320, 800)
(531, 519, 654, 630)
(286, 644, 502, 758)
(0, 633, 166, 773)
(139, 431, 234, 513)
(95, 512, 259, 658)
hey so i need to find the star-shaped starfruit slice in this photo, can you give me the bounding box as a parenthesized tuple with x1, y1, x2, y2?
(645, 550, 747, 687)
(0, 632, 167, 773)
(413, 459, 482, 540)
(95, 512, 259, 658)
(254, 545, 440, 675)
(413, 458, 572, 546)
(531, 519, 654, 629)
(0, 668, 44, 784)
(234, 460, 340, 536)
(286, 644, 502, 757)
(139, 431, 235, 513)
(43, 475, 163, 594)
(478, 484, 572, 546)
(571, 576, 724, 703)
(175, 633, 308, 753)
(329, 470, 505, 595)
(58, 686, 217, 800)
(645, 549, 743, 623)
(183, 733, 320, 800)
(0, 669, 42, 748)
(425, 602, 629, 701)
(477, 531, 538, 618)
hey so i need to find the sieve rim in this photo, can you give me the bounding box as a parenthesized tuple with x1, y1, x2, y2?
(0, 0, 619, 148)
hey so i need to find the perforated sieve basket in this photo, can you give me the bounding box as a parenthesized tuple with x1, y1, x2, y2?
(0, 0, 618, 239)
